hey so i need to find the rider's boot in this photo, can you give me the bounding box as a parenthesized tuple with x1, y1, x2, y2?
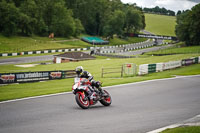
(98, 87, 107, 97)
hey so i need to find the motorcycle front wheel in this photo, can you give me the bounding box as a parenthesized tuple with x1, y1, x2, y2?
(75, 92, 90, 109)
(100, 90, 112, 106)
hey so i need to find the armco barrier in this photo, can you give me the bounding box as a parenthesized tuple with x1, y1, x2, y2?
(163, 61, 182, 70)
(0, 70, 76, 84)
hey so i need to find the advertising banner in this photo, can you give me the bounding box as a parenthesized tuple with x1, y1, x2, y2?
(49, 72, 63, 79)
(0, 74, 15, 84)
(0, 70, 76, 84)
(182, 59, 194, 66)
(123, 63, 137, 76)
(15, 72, 49, 82)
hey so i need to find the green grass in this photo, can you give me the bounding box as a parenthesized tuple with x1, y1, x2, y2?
(0, 53, 200, 101)
(0, 54, 199, 73)
(0, 35, 88, 53)
(146, 45, 200, 55)
(145, 13, 176, 36)
(0, 34, 147, 53)
(161, 126, 200, 133)
(109, 37, 147, 46)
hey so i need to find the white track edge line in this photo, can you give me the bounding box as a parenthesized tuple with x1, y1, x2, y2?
(104, 74, 200, 88)
(0, 75, 200, 104)
(147, 114, 200, 133)
(146, 124, 182, 133)
(0, 92, 72, 104)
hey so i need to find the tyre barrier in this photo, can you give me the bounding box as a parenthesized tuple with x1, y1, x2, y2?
(163, 61, 182, 70)
(0, 48, 90, 57)
(138, 57, 199, 75)
(99, 40, 153, 54)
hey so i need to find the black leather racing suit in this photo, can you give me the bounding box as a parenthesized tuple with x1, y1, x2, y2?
(77, 71, 102, 92)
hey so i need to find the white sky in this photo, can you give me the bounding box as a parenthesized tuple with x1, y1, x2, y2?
(121, 0, 200, 12)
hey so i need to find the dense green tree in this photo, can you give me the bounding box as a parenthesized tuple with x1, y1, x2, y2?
(74, 19, 84, 37)
(48, 1, 75, 37)
(33, 0, 48, 36)
(0, 0, 146, 37)
(19, 0, 37, 36)
(177, 10, 182, 16)
(167, 10, 175, 16)
(175, 4, 200, 46)
(125, 8, 143, 33)
(0, 0, 20, 36)
(103, 10, 125, 38)
(143, 6, 175, 16)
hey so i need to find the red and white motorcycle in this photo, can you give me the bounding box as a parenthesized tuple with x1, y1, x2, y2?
(72, 78, 112, 109)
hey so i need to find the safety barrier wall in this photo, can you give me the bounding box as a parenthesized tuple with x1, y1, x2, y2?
(138, 64, 149, 75)
(0, 47, 90, 57)
(99, 40, 153, 54)
(138, 57, 199, 75)
(156, 63, 164, 72)
(163, 61, 182, 70)
(199, 56, 200, 63)
(182, 57, 199, 66)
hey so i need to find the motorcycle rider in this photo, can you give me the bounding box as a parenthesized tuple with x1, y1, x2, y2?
(75, 66, 107, 97)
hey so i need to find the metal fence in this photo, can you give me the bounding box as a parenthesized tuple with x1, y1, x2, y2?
(101, 66, 124, 78)
(101, 63, 137, 78)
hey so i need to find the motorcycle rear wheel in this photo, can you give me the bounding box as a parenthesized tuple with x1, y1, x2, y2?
(75, 93, 90, 109)
(100, 90, 112, 106)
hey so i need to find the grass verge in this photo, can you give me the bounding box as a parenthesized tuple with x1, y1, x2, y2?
(145, 13, 176, 36)
(161, 126, 200, 133)
(0, 34, 147, 53)
(146, 45, 200, 55)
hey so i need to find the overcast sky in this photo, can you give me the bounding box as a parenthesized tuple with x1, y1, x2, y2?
(121, 0, 200, 12)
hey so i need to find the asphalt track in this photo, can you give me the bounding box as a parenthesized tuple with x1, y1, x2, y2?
(0, 55, 54, 65)
(0, 75, 200, 133)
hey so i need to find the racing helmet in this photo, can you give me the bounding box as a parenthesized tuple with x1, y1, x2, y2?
(75, 66, 83, 74)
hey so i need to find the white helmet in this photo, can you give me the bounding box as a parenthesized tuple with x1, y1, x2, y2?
(75, 66, 83, 74)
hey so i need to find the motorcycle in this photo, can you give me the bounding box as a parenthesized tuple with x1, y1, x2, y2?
(72, 77, 112, 109)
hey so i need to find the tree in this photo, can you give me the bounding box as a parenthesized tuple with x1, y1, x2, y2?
(0, 0, 146, 38)
(74, 19, 84, 37)
(177, 10, 182, 16)
(167, 10, 175, 16)
(125, 8, 143, 33)
(42, 0, 76, 37)
(49, 1, 75, 37)
(19, 0, 37, 36)
(103, 10, 125, 38)
(143, 6, 175, 16)
(175, 4, 200, 46)
(0, 0, 20, 36)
